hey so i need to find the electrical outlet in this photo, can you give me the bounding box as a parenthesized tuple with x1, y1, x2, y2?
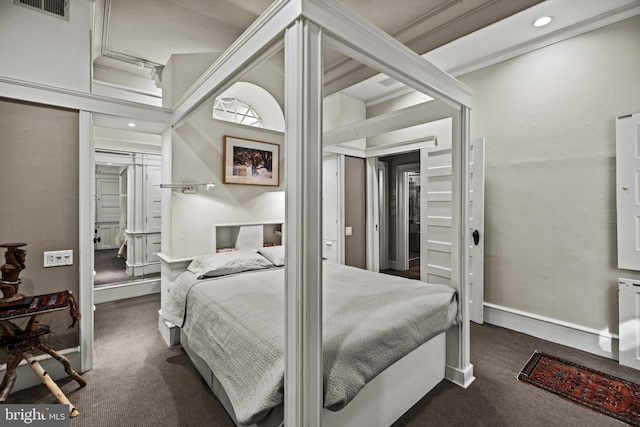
(44, 250, 73, 267)
(44, 251, 56, 267)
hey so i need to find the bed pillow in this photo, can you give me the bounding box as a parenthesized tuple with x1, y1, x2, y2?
(258, 245, 285, 267)
(187, 250, 274, 278)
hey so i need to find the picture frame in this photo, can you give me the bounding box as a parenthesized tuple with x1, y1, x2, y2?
(223, 135, 280, 186)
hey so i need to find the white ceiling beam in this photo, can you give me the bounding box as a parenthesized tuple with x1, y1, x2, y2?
(323, 100, 454, 147)
(301, 0, 472, 109)
(0, 77, 170, 124)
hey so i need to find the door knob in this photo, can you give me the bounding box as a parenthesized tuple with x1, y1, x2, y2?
(623, 186, 629, 190)
(472, 230, 480, 246)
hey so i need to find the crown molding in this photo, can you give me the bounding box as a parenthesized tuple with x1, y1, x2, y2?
(445, 2, 640, 77)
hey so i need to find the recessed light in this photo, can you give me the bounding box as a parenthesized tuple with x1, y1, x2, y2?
(128, 122, 136, 127)
(532, 16, 553, 27)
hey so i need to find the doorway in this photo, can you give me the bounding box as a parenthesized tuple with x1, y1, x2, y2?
(93, 149, 162, 303)
(377, 151, 421, 280)
(407, 171, 420, 270)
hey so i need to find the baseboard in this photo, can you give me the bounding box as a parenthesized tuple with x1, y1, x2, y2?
(94, 279, 160, 304)
(445, 363, 475, 388)
(0, 347, 82, 394)
(483, 302, 620, 361)
(158, 310, 180, 347)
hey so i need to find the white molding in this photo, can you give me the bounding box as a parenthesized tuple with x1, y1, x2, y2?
(94, 279, 161, 304)
(444, 363, 475, 388)
(0, 77, 170, 123)
(79, 110, 94, 373)
(445, 3, 640, 78)
(0, 347, 81, 394)
(484, 302, 620, 361)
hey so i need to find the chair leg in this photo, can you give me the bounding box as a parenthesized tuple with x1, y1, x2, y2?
(26, 355, 80, 418)
(38, 344, 86, 387)
(0, 354, 22, 401)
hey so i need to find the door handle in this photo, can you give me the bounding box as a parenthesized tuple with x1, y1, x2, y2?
(472, 230, 480, 246)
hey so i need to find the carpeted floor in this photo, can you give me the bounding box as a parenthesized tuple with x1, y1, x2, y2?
(93, 249, 129, 286)
(7, 294, 640, 426)
(94, 249, 160, 286)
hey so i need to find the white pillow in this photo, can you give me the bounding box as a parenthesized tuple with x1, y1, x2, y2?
(258, 245, 285, 267)
(187, 250, 274, 278)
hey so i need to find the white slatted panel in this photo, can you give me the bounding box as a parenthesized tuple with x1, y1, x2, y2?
(424, 149, 452, 286)
(468, 138, 485, 324)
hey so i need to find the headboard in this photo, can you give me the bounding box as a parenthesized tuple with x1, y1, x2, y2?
(213, 222, 283, 252)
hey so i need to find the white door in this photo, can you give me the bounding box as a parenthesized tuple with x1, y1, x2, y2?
(617, 113, 640, 271)
(469, 138, 485, 324)
(423, 138, 485, 324)
(95, 177, 120, 250)
(323, 157, 339, 263)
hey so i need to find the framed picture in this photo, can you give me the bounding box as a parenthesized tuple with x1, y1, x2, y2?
(224, 136, 280, 186)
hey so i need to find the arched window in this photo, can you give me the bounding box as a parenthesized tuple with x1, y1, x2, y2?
(213, 97, 263, 128)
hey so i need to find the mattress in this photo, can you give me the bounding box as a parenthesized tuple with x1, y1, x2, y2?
(162, 261, 459, 426)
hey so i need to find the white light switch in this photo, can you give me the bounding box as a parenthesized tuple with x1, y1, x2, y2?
(345, 226, 353, 236)
(44, 250, 73, 267)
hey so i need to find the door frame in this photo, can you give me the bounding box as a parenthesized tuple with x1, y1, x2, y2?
(378, 161, 389, 270)
(396, 163, 420, 271)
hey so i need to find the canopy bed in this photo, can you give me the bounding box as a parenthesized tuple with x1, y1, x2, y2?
(162, 224, 459, 426)
(159, 0, 474, 426)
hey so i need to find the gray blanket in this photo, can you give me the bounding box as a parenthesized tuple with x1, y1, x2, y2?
(162, 262, 459, 426)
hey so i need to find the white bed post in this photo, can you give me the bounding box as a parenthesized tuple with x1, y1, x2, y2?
(284, 17, 324, 427)
(445, 106, 475, 388)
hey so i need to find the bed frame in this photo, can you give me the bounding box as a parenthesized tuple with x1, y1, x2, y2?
(181, 329, 446, 427)
(160, 0, 473, 424)
(172, 223, 450, 427)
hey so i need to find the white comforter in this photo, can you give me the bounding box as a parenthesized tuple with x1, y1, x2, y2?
(162, 262, 459, 426)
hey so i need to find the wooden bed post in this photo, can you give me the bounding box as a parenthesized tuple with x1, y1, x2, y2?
(284, 17, 324, 427)
(446, 106, 475, 388)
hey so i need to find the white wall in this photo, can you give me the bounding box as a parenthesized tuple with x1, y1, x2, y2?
(457, 15, 640, 334)
(168, 102, 285, 258)
(0, 0, 91, 92)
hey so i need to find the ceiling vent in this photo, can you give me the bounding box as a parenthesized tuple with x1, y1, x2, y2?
(15, 0, 69, 21)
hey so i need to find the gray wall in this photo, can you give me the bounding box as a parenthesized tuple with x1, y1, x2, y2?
(0, 98, 80, 359)
(457, 15, 640, 333)
(344, 156, 366, 269)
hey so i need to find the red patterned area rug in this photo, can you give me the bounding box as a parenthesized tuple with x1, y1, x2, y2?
(518, 351, 640, 426)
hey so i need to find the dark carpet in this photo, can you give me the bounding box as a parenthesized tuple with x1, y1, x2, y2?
(518, 351, 640, 426)
(93, 249, 129, 286)
(7, 294, 640, 426)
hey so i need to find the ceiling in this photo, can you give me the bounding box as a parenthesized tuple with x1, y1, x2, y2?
(92, 0, 640, 133)
(94, 0, 543, 95)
